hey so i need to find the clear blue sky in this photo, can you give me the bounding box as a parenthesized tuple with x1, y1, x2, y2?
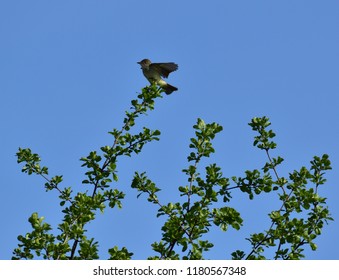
(1, 1, 338, 259)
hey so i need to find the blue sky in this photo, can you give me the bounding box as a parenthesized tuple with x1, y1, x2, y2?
(1, 1, 338, 260)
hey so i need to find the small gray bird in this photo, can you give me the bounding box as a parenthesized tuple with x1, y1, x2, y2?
(137, 59, 178, 94)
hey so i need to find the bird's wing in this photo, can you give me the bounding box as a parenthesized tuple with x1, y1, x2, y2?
(151, 63, 178, 78)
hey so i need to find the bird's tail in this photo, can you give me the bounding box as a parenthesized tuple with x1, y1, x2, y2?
(161, 83, 178, 95)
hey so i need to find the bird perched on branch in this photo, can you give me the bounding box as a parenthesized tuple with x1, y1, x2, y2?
(137, 58, 178, 95)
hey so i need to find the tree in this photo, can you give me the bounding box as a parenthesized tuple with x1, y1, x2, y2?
(13, 85, 333, 260)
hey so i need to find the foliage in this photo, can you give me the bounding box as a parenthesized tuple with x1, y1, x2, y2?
(13, 85, 333, 259)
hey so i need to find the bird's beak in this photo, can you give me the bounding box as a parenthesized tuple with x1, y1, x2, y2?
(137, 61, 141, 64)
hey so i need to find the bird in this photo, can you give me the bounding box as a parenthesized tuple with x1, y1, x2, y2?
(137, 59, 178, 94)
